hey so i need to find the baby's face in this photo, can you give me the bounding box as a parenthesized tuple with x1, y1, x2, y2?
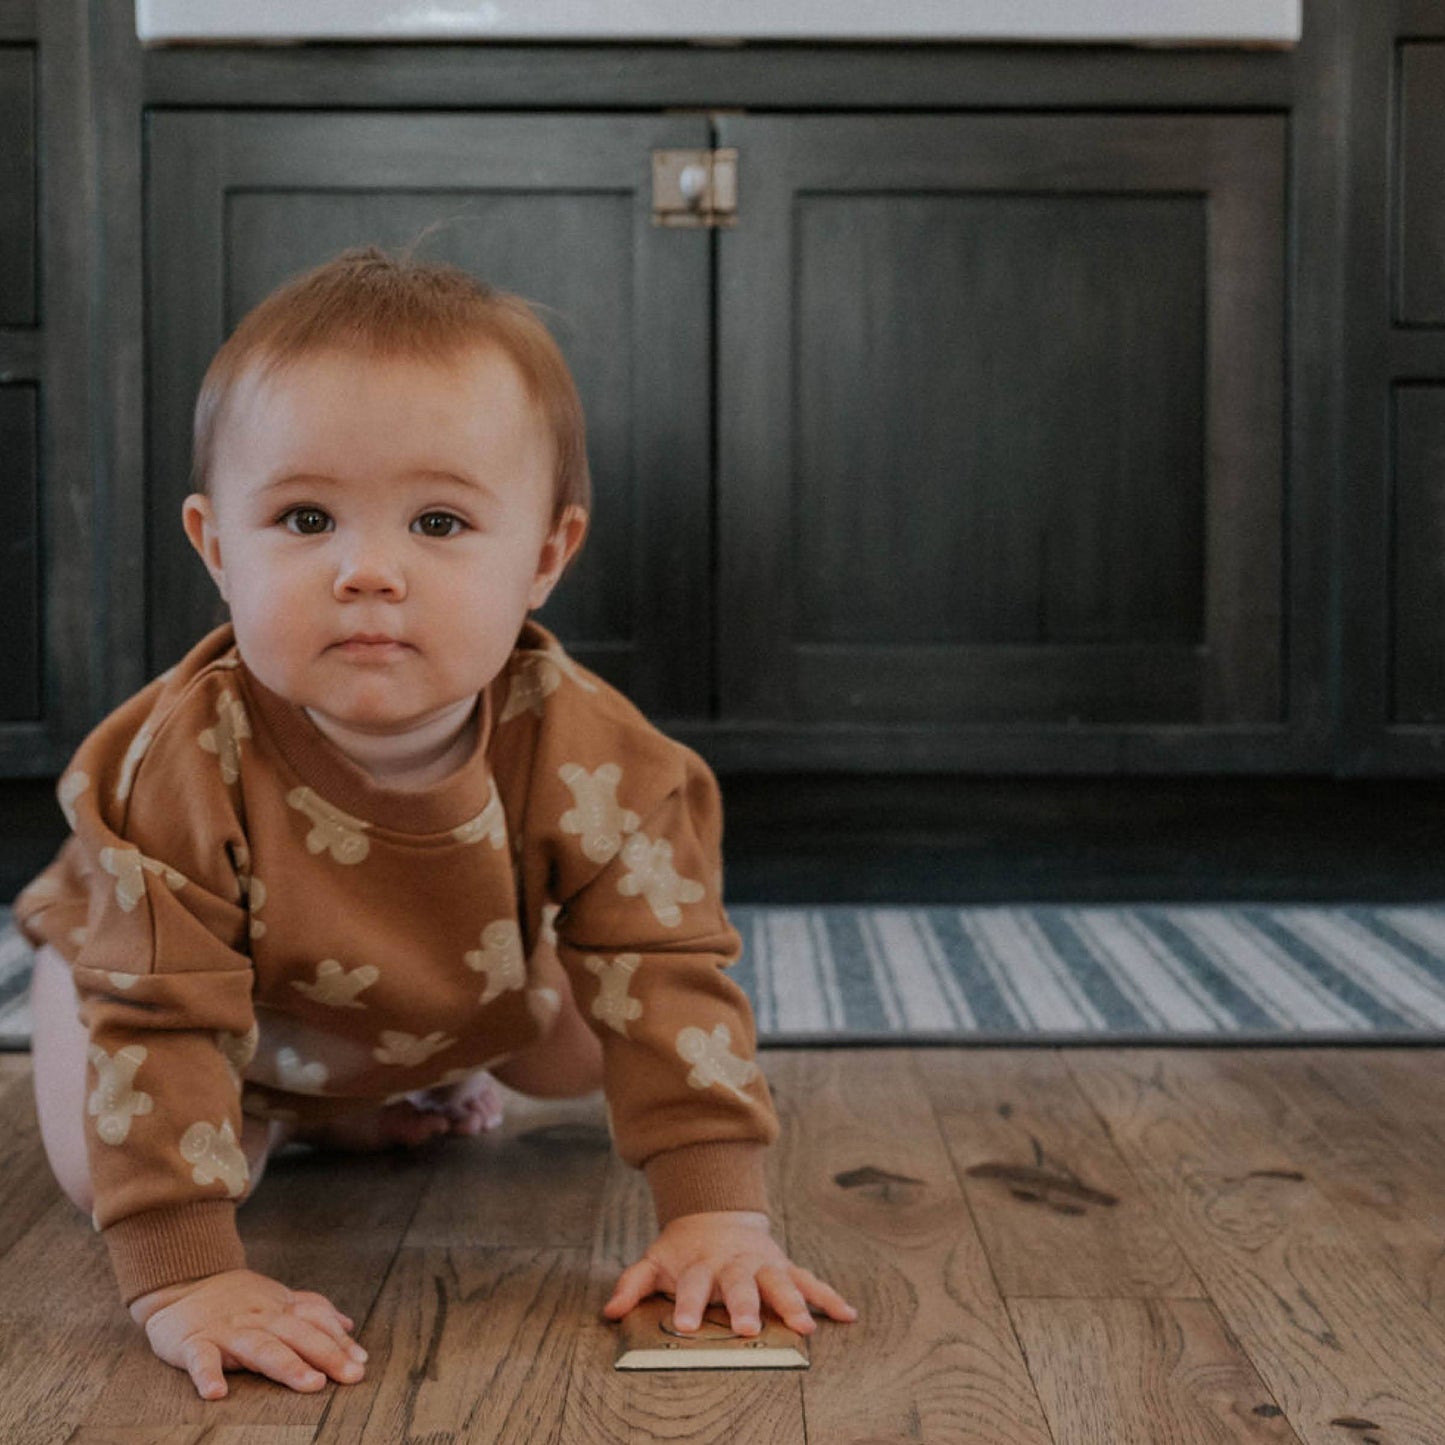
(184, 345, 582, 741)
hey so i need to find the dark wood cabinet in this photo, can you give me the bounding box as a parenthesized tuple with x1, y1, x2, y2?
(0, 0, 99, 777)
(1341, 11, 1445, 773)
(8, 0, 1445, 804)
(0, 45, 36, 327)
(144, 106, 1289, 771)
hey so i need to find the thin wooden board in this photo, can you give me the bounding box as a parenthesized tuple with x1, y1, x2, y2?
(614, 1297, 807, 1370)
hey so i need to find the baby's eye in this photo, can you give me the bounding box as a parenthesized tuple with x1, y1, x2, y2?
(413, 512, 466, 539)
(281, 507, 332, 535)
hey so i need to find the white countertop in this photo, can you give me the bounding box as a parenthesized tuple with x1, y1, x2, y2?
(136, 0, 1302, 45)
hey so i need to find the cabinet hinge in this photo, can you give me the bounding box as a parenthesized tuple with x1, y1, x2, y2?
(652, 148, 738, 228)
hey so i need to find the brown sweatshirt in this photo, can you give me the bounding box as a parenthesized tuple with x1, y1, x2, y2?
(15, 622, 776, 1304)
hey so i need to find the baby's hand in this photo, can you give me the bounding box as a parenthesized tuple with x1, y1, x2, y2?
(602, 1210, 858, 1337)
(129, 1268, 368, 1400)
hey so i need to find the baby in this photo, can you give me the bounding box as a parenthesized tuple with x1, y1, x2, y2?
(15, 246, 855, 1400)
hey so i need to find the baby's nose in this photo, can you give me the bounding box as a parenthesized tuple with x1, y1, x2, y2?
(334, 541, 406, 599)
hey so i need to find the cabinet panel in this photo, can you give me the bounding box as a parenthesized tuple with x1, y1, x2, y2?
(793, 193, 1205, 653)
(1392, 385, 1445, 723)
(146, 111, 713, 715)
(0, 46, 36, 325)
(1398, 43, 1445, 326)
(0, 382, 40, 721)
(718, 113, 1285, 749)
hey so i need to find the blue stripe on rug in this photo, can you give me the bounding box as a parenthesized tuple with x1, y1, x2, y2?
(7, 902, 1445, 1047)
(1133, 909, 1280, 1030)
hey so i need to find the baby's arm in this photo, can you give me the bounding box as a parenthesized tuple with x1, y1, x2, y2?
(602, 1211, 857, 1336)
(131, 1269, 368, 1399)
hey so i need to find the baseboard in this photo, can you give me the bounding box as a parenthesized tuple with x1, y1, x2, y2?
(5, 774, 1442, 906)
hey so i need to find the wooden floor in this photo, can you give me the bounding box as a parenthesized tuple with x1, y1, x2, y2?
(4, 1045, 1445, 1443)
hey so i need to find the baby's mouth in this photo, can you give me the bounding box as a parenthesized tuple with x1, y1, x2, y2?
(333, 635, 412, 658)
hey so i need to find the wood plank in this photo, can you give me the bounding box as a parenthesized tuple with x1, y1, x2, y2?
(402, 1086, 612, 1248)
(917, 1048, 1202, 1298)
(0, 1202, 134, 1445)
(0, 1056, 60, 1261)
(314, 1247, 589, 1444)
(771, 1049, 1053, 1445)
(558, 1053, 806, 1443)
(1009, 1298, 1302, 1443)
(1066, 1049, 1445, 1443)
(1193, 1049, 1445, 1317)
(0, 1053, 33, 1084)
(67, 1431, 314, 1444)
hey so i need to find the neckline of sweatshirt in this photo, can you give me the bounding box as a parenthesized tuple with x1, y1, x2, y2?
(231, 634, 503, 838)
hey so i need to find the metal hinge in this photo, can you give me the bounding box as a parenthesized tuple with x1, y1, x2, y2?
(652, 148, 739, 228)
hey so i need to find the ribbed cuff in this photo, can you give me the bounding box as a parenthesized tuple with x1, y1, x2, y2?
(643, 1140, 770, 1226)
(104, 1201, 247, 1306)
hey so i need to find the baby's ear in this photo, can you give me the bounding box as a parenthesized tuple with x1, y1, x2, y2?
(182, 493, 229, 601)
(529, 505, 589, 610)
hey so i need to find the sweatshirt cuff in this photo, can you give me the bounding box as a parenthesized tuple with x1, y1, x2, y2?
(643, 1140, 770, 1225)
(104, 1201, 247, 1306)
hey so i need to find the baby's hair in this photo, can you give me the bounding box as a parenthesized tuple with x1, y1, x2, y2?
(191, 245, 590, 522)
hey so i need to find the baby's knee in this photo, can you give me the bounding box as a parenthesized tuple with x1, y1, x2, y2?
(28, 945, 96, 1216)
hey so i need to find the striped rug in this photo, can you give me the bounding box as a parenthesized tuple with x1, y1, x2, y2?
(5, 903, 1445, 1048)
(728, 903, 1445, 1044)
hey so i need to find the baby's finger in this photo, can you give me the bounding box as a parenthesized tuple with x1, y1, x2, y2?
(757, 1265, 816, 1335)
(602, 1257, 660, 1319)
(291, 1295, 367, 1360)
(181, 1337, 229, 1400)
(792, 1265, 859, 1323)
(291, 1290, 357, 1337)
(227, 1327, 330, 1392)
(669, 1263, 717, 1334)
(270, 1315, 367, 1385)
(717, 1265, 762, 1336)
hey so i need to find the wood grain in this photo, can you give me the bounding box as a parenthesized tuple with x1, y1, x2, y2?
(314, 1247, 588, 1445)
(6, 1047, 1445, 1440)
(0, 1055, 59, 1259)
(1066, 1048, 1445, 1443)
(772, 1048, 1053, 1445)
(0, 1201, 134, 1445)
(67, 1431, 314, 1444)
(1009, 1297, 1302, 1443)
(1187, 1050, 1445, 1318)
(402, 1087, 612, 1249)
(918, 1048, 1202, 1298)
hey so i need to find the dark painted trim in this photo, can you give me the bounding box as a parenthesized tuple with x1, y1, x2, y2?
(142, 40, 1298, 111)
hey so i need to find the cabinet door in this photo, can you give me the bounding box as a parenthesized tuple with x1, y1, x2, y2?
(714, 114, 1285, 771)
(0, 12, 97, 778)
(146, 111, 712, 716)
(1340, 34, 1445, 771)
